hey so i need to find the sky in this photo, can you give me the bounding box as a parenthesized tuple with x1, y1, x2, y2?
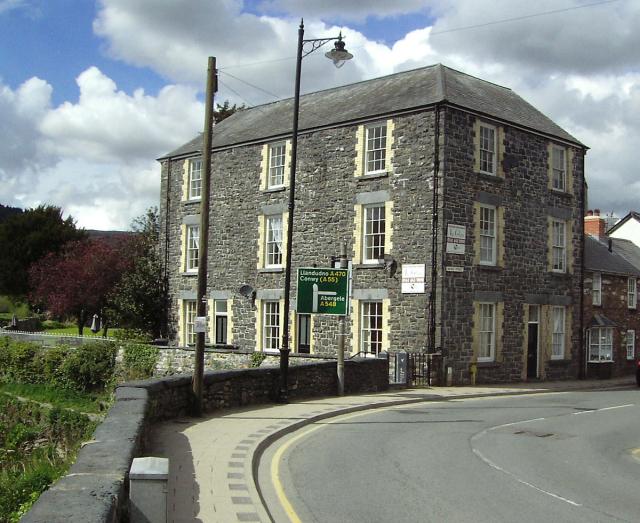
(0, 0, 638, 230)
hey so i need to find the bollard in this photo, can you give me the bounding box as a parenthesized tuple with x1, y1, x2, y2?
(129, 457, 169, 523)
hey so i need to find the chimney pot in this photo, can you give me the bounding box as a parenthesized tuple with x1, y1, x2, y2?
(587, 210, 593, 216)
(594, 209, 600, 216)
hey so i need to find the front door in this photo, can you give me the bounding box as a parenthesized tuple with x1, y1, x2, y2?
(527, 305, 539, 379)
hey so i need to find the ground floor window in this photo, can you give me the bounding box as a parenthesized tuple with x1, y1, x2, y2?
(626, 330, 635, 360)
(551, 306, 565, 359)
(297, 313, 311, 353)
(360, 301, 383, 355)
(184, 300, 196, 346)
(214, 300, 228, 345)
(478, 302, 495, 361)
(263, 301, 280, 351)
(588, 327, 613, 362)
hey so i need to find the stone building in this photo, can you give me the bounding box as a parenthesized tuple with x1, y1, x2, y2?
(584, 210, 640, 378)
(158, 64, 587, 385)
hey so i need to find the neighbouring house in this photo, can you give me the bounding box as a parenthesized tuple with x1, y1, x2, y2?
(583, 210, 640, 379)
(158, 64, 587, 385)
(607, 211, 640, 247)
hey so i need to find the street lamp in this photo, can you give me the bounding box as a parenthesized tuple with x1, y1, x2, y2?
(279, 19, 353, 402)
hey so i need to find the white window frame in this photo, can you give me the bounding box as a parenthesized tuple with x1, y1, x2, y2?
(551, 146, 566, 192)
(592, 272, 601, 306)
(551, 306, 565, 360)
(188, 158, 202, 200)
(628, 277, 637, 309)
(588, 327, 613, 362)
(365, 123, 387, 174)
(552, 220, 566, 273)
(186, 224, 199, 272)
(184, 300, 197, 346)
(265, 215, 283, 268)
(479, 204, 497, 265)
(478, 302, 496, 362)
(626, 330, 635, 360)
(214, 300, 228, 345)
(479, 124, 497, 175)
(360, 301, 383, 355)
(262, 300, 280, 352)
(268, 142, 286, 189)
(362, 203, 386, 263)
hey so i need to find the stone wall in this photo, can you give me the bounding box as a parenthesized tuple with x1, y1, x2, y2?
(22, 358, 388, 523)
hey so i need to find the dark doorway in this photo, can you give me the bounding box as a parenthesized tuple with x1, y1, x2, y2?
(527, 305, 539, 379)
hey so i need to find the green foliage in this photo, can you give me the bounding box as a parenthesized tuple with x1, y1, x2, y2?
(120, 343, 159, 381)
(0, 296, 30, 317)
(41, 319, 68, 330)
(0, 383, 107, 414)
(59, 341, 116, 391)
(111, 328, 152, 343)
(0, 205, 85, 298)
(107, 208, 166, 339)
(250, 351, 267, 368)
(213, 100, 245, 123)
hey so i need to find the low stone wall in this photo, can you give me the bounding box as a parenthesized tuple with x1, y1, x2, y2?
(22, 357, 388, 522)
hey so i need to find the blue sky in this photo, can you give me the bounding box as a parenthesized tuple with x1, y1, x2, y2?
(0, 0, 638, 229)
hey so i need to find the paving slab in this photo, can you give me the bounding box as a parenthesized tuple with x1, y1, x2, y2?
(147, 377, 635, 523)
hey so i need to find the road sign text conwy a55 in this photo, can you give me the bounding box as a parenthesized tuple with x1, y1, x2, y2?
(296, 267, 350, 315)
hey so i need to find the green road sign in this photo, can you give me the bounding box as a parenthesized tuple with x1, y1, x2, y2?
(297, 267, 350, 315)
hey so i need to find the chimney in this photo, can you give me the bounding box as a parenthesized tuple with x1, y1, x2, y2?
(584, 209, 606, 239)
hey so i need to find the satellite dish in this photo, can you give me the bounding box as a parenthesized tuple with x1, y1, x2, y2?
(239, 284, 255, 298)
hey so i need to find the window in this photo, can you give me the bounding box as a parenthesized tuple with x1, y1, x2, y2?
(186, 225, 199, 272)
(551, 306, 565, 359)
(365, 123, 387, 174)
(551, 146, 566, 191)
(297, 314, 311, 354)
(262, 301, 280, 351)
(214, 300, 228, 345)
(265, 215, 283, 267)
(363, 204, 385, 263)
(626, 330, 635, 360)
(592, 272, 601, 306)
(360, 301, 383, 355)
(551, 220, 566, 272)
(479, 205, 497, 265)
(588, 327, 613, 362)
(628, 277, 637, 309)
(479, 124, 496, 175)
(268, 143, 286, 188)
(184, 300, 196, 346)
(188, 159, 202, 200)
(478, 303, 495, 361)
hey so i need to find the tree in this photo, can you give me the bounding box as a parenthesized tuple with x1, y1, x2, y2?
(214, 100, 245, 123)
(0, 205, 85, 297)
(29, 238, 132, 335)
(107, 208, 167, 339)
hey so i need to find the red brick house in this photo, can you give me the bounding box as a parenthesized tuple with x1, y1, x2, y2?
(584, 210, 640, 378)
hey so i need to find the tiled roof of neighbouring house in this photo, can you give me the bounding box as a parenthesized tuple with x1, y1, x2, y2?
(160, 63, 584, 159)
(585, 235, 640, 276)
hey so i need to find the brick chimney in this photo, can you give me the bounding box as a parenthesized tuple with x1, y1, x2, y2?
(585, 209, 606, 239)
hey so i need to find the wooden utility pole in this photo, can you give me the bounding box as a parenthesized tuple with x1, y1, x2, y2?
(193, 56, 217, 416)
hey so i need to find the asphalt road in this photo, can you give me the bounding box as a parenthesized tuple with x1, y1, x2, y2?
(259, 388, 640, 523)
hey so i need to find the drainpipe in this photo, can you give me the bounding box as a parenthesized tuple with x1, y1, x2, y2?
(162, 157, 171, 340)
(578, 152, 586, 379)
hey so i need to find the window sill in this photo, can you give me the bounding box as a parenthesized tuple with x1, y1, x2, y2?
(258, 267, 284, 273)
(476, 264, 502, 272)
(261, 186, 286, 194)
(181, 271, 198, 277)
(587, 360, 614, 364)
(549, 270, 570, 277)
(549, 358, 571, 367)
(476, 361, 500, 368)
(549, 189, 573, 198)
(477, 171, 504, 182)
(183, 198, 201, 205)
(353, 261, 385, 269)
(357, 171, 389, 181)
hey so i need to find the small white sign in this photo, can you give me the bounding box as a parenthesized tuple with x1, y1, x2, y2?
(402, 264, 426, 294)
(445, 266, 464, 272)
(446, 224, 466, 254)
(194, 316, 207, 333)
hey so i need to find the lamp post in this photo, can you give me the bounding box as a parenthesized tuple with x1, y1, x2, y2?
(279, 19, 353, 402)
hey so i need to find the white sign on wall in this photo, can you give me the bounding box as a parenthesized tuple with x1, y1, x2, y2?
(194, 316, 207, 333)
(446, 224, 466, 254)
(402, 264, 426, 294)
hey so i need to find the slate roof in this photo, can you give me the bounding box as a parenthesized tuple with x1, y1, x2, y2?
(610, 238, 640, 271)
(161, 63, 584, 159)
(585, 235, 640, 276)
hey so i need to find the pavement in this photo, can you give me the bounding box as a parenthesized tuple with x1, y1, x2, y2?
(147, 376, 636, 523)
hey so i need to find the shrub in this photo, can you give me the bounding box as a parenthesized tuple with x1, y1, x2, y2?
(41, 319, 68, 330)
(42, 345, 71, 386)
(250, 351, 267, 368)
(0, 342, 44, 384)
(120, 342, 159, 381)
(59, 341, 116, 391)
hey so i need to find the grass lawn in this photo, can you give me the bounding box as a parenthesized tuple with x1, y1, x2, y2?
(0, 383, 110, 414)
(41, 326, 123, 339)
